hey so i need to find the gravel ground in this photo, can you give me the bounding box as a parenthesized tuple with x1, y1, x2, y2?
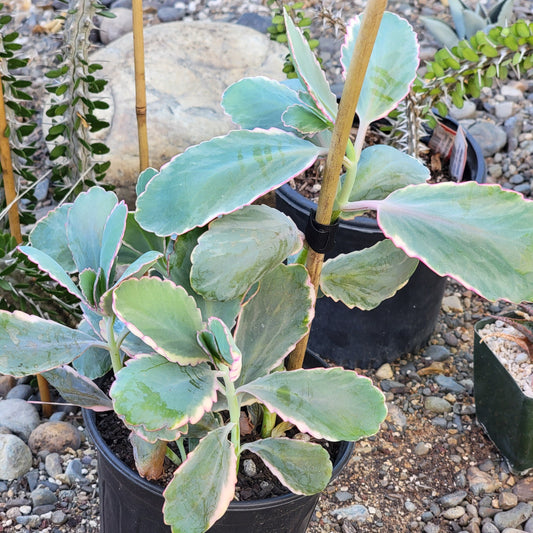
(1, 0, 533, 532)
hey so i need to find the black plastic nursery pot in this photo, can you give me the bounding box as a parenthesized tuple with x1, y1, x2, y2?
(276, 117, 486, 369)
(83, 353, 355, 533)
(474, 316, 533, 473)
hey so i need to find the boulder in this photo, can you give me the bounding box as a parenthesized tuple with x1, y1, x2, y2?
(28, 421, 81, 454)
(88, 21, 287, 206)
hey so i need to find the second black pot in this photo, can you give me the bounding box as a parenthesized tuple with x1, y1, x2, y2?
(276, 117, 486, 369)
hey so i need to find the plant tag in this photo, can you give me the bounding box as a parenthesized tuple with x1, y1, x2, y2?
(428, 121, 456, 158)
(450, 126, 468, 182)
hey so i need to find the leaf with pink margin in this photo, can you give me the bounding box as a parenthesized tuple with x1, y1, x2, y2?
(18, 246, 82, 300)
(191, 205, 303, 301)
(282, 104, 332, 134)
(129, 432, 167, 480)
(341, 12, 419, 126)
(320, 239, 419, 310)
(112, 277, 209, 365)
(129, 423, 187, 444)
(376, 182, 533, 302)
(135, 128, 325, 237)
(238, 368, 386, 441)
(43, 365, 112, 411)
(163, 425, 237, 533)
(28, 203, 75, 272)
(100, 201, 128, 285)
(284, 10, 337, 121)
(242, 438, 331, 495)
(110, 353, 219, 432)
(234, 264, 314, 388)
(0, 310, 99, 377)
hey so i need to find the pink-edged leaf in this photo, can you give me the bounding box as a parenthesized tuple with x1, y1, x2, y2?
(129, 432, 167, 480)
(100, 201, 128, 285)
(110, 353, 219, 432)
(239, 368, 386, 441)
(234, 264, 314, 387)
(0, 310, 99, 377)
(135, 128, 325, 237)
(112, 277, 209, 365)
(163, 425, 237, 533)
(129, 423, 188, 444)
(242, 438, 331, 495)
(42, 366, 113, 411)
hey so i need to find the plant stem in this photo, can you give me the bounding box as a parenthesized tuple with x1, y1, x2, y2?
(222, 368, 241, 470)
(106, 316, 123, 374)
(165, 446, 182, 466)
(176, 439, 187, 464)
(287, 0, 389, 371)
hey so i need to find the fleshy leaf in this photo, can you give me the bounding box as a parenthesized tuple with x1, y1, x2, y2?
(79, 269, 97, 306)
(191, 205, 303, 301)
(135, 129, 325, 237)
(234, 264, 314, 387)
(163, 425, 237, 533)
(376, 182, 533, 302)
(339, 145, 429, 217)
(28, 203, 75, 272)
(100, 201, 128, 285)
(71, 319, 111, 379)
(129, 423, 187, 444)
(18, 246, 82, 300)
(284, 10, 338, 121)
(282, 104, 332, 134)
(112, 277, 208, 364)
(239, 368, 386, 441)
(420, 16, 462, 48)
(110, 353, 219, 432)
(0, 311, 98, 376)
(43, 365, 112, 411)
(242, 438, 331, 495)
(129, 432, 166, 480)
(66, 187, 118, 273)
(320, 239, 419, 310)
(222, 76, 301, 131)
(341, 12, 419, 125)
(136, 167, 159, 196)
(118, 213, 166, 265)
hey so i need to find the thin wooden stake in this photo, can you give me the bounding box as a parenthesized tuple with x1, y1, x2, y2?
(287, 0, 388, 370)
(132, 0, 149, 171)
(0, 74, 53, 416)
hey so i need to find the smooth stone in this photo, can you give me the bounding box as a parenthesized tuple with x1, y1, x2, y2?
(336, 491, 352, 502)
(28, 421, 81, 454)
(434, 375, 466, 394)
(16, 515, 41, 527)
(5, 384, 33, 400)
(449, 101, 476, 120)
(494, 101, 516, 120)
(51, 509, 68, 525)
(499, 491, 519, 510)
(33, 504, 56, 515)
(236, 12, 272, 34)
(509, 173, 525, 184)
(49, 411, 67, 422)
(441, 506, 465, 520)
(414, 442, 431, 456)
(0, 375, 16, 397)
(83, 21, 286, 206)
(45, 452, 63, 478)
(514, 477, 533, 501)
(379, 380, 405, 392)
(31, 487, 57, 507)
(442, 295, 463, 312)
(98, 8, 133, 45)
(439, 490, 467, 508)
(331, 504, 370, 523)
(386, 403, 407, 431)
(65, 458, 85, 482)
(468, 121, 507, 157)
(242, 459, 257, 477)
(524, 516, 533, 532)
(375, 363, 394, 380)
(425, 345, 451, 362)
(514, 182, 531, 195)
(481, 524, 499, 533)
(24, 470, 39, 491)
(501, 84, 525, 101)
(423, 524, 440, 533)
(0, 399, 40, 441)
(157, 6, 185, 22)
(467, 466, 501, 496)
(424, 396, 452, 413)
(494, 502, 532, 530)
(0, 434, 33, 480)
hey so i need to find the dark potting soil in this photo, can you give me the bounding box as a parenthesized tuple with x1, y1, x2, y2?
(95, 375, 340, 502)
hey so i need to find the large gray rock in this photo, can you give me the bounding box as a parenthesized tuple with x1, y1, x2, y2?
(0, 434, 33, 480)
(89, 21, 287, 206)
(0, 399, 40, 441)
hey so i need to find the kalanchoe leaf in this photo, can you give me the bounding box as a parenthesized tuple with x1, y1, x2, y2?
(135, 129, 325, 237)
(341, 12, 419, 126)
(118, 213, 166, 265)
(239, 368, 387, 441)
(320, 239, 419, 310)
(100, 201, 128, 285)
(282, 104, 333, 134)
(163, 425, 237, 533)
(43, 365, 112, 411)
(375, 182, 533, 302)
(129, 433, 166, 480)
(222, 76, 301, 131)
(0, 311, 99, 376)
(242, 438, 332, 495)
(234, 264, 314, 387)
(339, 145, 429, 216)
(18, 246, 82, 300)
(136, 167, 159, 196)
(71, 320, 111, 379)
(191, 205, 303, 301)
(110, 353, 219, 432)
(421, 16, 463, 48)
(112, 277, 209, 365)
(79, 269, 97, 306)
(283, 10, 338, 121)
(28, 203, 75, 272)
(66, 187, 118, 273)
(130, 423, 187, 445)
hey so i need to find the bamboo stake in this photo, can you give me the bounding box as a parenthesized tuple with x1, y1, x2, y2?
(132, 0, 149, 171)
(0, 74, 53, 415)
(287, 0, 388, 370)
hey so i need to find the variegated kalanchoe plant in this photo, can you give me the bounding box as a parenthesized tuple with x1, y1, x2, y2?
(1, 9, 533, 533)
